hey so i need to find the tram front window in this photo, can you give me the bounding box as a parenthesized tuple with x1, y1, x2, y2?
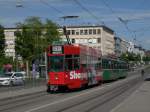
(49, 56, 64, 72)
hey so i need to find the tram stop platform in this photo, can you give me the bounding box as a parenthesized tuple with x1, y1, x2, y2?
(111, 81, 150, 112)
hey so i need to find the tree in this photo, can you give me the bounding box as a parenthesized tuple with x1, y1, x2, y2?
(0, 25, 5, 57)
(120, 52, 142, 62)
(15, 16, 60, 76)
(143, 56, 150, 64)
(44, 19, 60, 45)
(15, 17, 60, 60)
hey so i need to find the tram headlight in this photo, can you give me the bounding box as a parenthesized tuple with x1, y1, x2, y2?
(55, 74, 58, 80)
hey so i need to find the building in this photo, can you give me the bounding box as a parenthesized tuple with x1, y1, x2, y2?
(4, 28, 18, 58)
(128, 42, 135, 53)
(4, 25, 115, 58)
(114, 37, 131, 57)
(120, 38, 130, 54)
(114, 37, 122, 57)
(59, 25, 115, 56)
(145, 50, 150, 57)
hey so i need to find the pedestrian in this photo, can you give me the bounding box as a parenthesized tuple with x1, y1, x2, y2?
(141, 69, 145, 78)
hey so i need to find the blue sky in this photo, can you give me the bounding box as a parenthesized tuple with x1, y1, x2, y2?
(0, 0, 150, 50)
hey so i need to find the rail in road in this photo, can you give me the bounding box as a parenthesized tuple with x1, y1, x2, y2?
(0, 73, 143, 112)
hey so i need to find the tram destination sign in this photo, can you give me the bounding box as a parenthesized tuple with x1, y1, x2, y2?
(52, 45, 63, 54)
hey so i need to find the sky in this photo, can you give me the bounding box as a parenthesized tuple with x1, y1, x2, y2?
(0, 0, 150, 50)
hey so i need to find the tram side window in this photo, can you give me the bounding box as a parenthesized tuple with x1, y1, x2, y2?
(74, 58, 80, 70)
(114, 62, 117, 69)
(98, 58, 101, 68)
(112, 61, 115, 69)
(102, 59, 107, 69)
(65, 55, 73, 71)
(102, 59, 105, 69)
(108, 60, 111, 69)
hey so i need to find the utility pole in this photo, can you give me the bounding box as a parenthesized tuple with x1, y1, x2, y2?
(45, 51, 48, 80)
(60, 15, 79, 44)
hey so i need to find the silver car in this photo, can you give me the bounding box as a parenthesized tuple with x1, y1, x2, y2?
(0, 72, 25, 86)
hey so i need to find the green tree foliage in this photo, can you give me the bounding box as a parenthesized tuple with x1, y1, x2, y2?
(0, 25, 5, 57)
(143, 56, 150, 62)
(44, 19, 60, 45)
(15, 16, 60, 61)
(120, 52, 142, 62)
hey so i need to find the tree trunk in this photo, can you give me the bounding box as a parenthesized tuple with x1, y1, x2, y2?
(26, 60, 29, 78)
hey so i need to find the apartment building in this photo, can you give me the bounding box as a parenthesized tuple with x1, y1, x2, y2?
(114, 37, 122, 57)
(59, 25, 115, 56)
(4, 28, 17, 58)
(4, 25, 115, 58)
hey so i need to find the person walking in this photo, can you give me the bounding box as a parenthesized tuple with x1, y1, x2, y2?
(141, 69, 145, 79)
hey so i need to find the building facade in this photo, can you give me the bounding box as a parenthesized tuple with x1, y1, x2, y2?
(114, 37, 122, 57)
(59, 25, 115, 56)
(4, 28, 17, 58)
(120, 38, 130, 54)
(4, 25, 115, 58)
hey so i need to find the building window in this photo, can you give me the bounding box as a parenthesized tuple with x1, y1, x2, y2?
(72, 30, 75, 35)
(89, 29, 92, 35)
(97, 29, 101, 34)
(67, 30, 70, 35)
(93, 29, 96, 34)
(80, 30, 84, 35)
(76, 31, 79, 35)
(97, 38, 101, 43)
(72, 39, 75, 43)
(84, 29, 88, 35)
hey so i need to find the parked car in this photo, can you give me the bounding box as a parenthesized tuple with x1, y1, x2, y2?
(0, 72, 25, 86)
(144, 74, 150, 81)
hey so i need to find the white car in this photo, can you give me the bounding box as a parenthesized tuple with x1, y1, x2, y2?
(0, 72, 25, 86)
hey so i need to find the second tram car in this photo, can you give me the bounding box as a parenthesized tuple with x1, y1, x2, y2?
(47, 42, 103, 92)
(102, 57, 128, 81)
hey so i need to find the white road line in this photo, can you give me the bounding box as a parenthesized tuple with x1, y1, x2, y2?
(25, 86, 105, 112)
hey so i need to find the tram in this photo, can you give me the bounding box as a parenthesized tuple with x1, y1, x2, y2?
(102, 57, 128, 81)
(46, 41, 103, 92)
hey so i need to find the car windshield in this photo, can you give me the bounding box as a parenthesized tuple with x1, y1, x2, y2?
(15, 73, 23, 77)
(0, 73, 12, 78)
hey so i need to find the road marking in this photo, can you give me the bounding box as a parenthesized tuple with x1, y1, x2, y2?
(24, 86, 105, 112)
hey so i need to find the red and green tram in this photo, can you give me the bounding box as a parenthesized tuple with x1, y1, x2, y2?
(46, 42, 102, 92)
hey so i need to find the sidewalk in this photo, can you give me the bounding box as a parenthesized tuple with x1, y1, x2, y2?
(0, 85, 46, 100)
(111, 81, 150, 112)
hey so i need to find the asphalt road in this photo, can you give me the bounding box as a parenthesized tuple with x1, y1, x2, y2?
(0, 78, 46, 93)
(0, 73, 143, 112)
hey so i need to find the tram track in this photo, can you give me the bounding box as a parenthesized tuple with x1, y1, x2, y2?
(85, 78, 141, 112)
(0, 92, 48, 112)
(0, 75, 142, 112)
(0, 92, 67, 112)
(55, 77, 141, 112)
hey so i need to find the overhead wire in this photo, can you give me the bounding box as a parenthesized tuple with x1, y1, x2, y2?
(39, 0, 65, 16)
(73, 0, 105, 25)
(100, 0, 137, 40)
